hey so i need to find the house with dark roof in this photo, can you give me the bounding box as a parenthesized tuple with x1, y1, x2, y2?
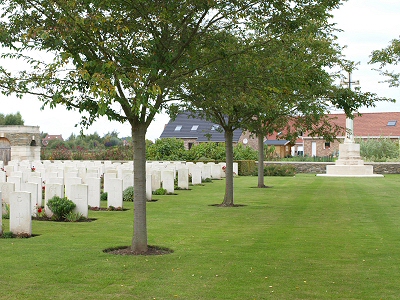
(159, 112, 257, 150)
(160, 111, 400, 157)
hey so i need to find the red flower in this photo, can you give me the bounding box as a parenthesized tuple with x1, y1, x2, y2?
(37, 207, 42, 213)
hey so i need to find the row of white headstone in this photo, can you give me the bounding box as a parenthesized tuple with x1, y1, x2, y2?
(1, 160, 237, 236)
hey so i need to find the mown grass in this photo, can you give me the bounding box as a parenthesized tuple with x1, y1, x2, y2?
(1, 174, 400, 299)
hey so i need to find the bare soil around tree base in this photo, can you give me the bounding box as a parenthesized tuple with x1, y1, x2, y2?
(103, 245, 174, 256)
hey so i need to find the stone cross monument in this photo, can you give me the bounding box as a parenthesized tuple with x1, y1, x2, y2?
(341, 71, 359, 144)
(318, 71, 383, 177)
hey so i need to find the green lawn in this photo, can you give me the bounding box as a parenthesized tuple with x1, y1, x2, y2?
(1, 174, 400, 299)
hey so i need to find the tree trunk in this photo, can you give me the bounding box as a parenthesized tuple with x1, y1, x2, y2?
(222, 129, 234, 206)
(257, 133, 266, 188)
(131, 123, 148, 253)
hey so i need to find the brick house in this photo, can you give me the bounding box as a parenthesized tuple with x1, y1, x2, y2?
(296, 112, 400, 157)
(159, 112, 258, 150)
(42, 134, 64, 146)
(159, 112, 400, 157)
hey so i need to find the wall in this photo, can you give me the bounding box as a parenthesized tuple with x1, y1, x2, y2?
(263, 161, 400, 174)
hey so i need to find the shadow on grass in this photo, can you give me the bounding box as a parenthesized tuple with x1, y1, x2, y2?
(250, 185, 273, 188)
(0, 233, 41, 239)
(209, 204, 247, 207)
(103, 245, 174, 256)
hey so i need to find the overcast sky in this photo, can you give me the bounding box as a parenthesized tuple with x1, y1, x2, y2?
(1, 0, 399, 141)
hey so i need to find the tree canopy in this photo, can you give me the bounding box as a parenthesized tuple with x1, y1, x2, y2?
(370, 37, 400, 87)
(0, 112, 24, 125)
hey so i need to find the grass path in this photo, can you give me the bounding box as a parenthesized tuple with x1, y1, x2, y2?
(1, 174, 400, 299)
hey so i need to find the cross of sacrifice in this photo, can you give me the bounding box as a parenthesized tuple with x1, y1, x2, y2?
(341, 71, 359, 143)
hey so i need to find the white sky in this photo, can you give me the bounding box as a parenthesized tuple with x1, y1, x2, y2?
(0, 0, 399, 141)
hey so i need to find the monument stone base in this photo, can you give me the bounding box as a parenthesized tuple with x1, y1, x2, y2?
(317, 142, 383, 177)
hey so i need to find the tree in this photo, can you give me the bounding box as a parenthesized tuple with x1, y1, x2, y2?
(0, 112, 24, 125)
(176, 7, 345, 203)
(369, 38, 400, 87)
(178, 6, 391, 203)
(147, 138, 186, 161)
(2, 0, 338, 252)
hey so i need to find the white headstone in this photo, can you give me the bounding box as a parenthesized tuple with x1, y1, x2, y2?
(219, 162, 227, 178)
(65, 171, 79, 179)
(122, 171, 134, 191)
(0, 171, 6, 183)
(21, 182, 39, 216)
(77, 167, 87, 183)
(178, 168, 189, 190)
(233, 162, 239, 176)
(146, 173, 152, 201)
(191, 165, 202, 185)
(86, 177, 101, 208)
(151, 170, 161, 191)
(86, 167, 99, 178)
(103, 172, 117, 194)
(28, 176, 43, 207)
(209, 162, 221, 179)
(10, 191, 32, 236)
(21, 171, 32, 184)
(162, 170, 174, 194)
(65, 177, 82, 200)
(0, 182, 15, 204)
(107, 178, 123, 208)
(45, 171, 59, 181)
(4, 165, 15, 176)
(7, 176, 21, 191)
(47, 177, 64, 186)
(201, 165, 212, 180)
(0, 191, 2, 235)
(71, 184, 88, 218)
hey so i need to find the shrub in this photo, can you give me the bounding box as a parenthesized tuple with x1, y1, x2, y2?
(1, 231, 14, 239)
(100, 192, 108, 201)
(64, 211, 83, 222)
(233, 144, 258, 160)
(147, 138, 186, 161)
(47, 196, 76, 221)
(359, 137, 400, 161)
(263, 164, 296, 176)
(202, 178, 213, 183)
(123, 186, 134, 202)
(153, 188, 167, 195)
(50, 145, 72, 160)
(187, 142, 226, 161)
(237, 160, 256, 176)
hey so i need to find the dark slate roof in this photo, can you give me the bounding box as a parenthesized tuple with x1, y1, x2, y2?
(264, 140, 290, 146)
(159, 112, 243, 142)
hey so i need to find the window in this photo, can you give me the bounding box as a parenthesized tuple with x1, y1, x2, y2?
(191, 125, 198, 131)
(324, 142, 331, 149)
(211, 124, 219, 130)
(188, 142, 193, 150)
(174, 125, 182, 131)
(387, 120, 397, 126)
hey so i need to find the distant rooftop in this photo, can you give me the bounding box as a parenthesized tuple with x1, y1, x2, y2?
(159, 112, 243, 142)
